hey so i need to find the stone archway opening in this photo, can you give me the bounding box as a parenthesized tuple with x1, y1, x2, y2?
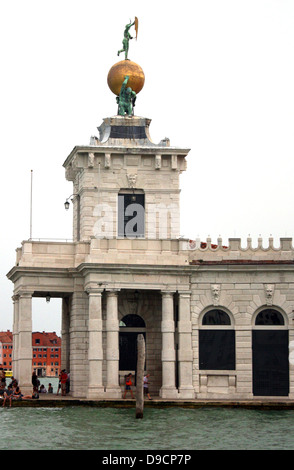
(32, 297, 62, 379)
(119, 314, 146, 385)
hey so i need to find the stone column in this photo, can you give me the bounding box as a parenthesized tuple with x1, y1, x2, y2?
(61, 297, 70, 373)
(105, 289, 121, 398)
(87, 288, 105, 398)
(12, 295, 20, 381)
(160, 291, 178, 398)
(18, 292, 33, 394)
(178, 291, 195, 398)
(69, 289, 88, 397)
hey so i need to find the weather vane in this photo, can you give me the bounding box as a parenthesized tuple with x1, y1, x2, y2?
(117, 17, 138, 60)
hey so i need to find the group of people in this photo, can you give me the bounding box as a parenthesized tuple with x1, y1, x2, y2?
(33, 370, 70, 397)
(0, 371, 39, 407)
(31, 371, 54, 395)
(0, 368, 71, 407)
(1, 368, 151, 404)
(123, 372, 152, 400)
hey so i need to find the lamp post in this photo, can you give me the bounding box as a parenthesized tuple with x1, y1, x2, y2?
(64, 194, 77, 210)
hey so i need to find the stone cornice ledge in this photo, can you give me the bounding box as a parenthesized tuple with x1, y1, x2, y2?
(76, 262, 192, 276)
(6, 266, 76, 283)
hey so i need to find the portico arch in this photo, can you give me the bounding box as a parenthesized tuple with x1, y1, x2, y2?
(119, 314, 146, 374)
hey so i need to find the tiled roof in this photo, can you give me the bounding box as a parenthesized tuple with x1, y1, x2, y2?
(0, 331, 61, 346)
(32, 332, 61, 347)
(0, 331, 12, 344)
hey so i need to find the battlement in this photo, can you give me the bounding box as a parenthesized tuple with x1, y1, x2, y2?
(184, 236, 294, 262)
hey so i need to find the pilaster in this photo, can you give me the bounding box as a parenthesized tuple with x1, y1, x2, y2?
(177, 291, 195, 398)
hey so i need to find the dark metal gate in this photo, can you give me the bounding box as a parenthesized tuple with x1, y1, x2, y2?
(252, 330, 289, 396)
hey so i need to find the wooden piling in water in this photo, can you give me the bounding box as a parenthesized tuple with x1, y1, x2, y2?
(135, 334, 145, 419)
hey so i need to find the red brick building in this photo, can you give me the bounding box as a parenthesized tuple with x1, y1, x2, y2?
(32, 331, 61, 377)
(0, 330, 61, 377)
(0, 330, 13, 372)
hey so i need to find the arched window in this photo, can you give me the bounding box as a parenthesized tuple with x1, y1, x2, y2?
(255, 309, 284, 326)
(202, 309, 231, 326)
(199, 308, 235, 370)
(119, 314, 146, 328)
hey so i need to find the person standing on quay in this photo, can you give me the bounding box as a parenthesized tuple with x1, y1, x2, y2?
(56, 373, 61, 395)
(60, 370, 68, 397)
(32, 371, 38, 389)
(143, 374, 152, 400)
(123, 373, 134, 399)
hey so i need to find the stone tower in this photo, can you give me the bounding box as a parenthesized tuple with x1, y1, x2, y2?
(63, 115, 189, 244)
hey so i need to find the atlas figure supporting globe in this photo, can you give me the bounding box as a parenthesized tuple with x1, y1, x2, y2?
(116, 76, 136, 116)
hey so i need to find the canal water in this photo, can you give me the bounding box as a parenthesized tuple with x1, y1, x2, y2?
(1, 404, 294, 450)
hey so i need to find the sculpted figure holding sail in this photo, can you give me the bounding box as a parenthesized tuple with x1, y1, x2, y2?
(117, 17, 138, 60)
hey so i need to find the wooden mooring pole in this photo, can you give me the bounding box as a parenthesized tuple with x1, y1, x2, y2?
(136, 334, 145, 419)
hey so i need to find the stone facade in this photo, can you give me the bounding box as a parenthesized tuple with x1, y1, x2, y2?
(7, 115, 294, 399)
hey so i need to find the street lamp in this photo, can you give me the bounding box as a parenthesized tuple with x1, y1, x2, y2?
(64, 194, 77, 210)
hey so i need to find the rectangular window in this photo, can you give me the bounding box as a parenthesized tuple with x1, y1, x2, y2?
(118, 192, 145, 238)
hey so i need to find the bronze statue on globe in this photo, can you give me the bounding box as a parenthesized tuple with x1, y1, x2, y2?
(117, 18, 138, 60)
(108, 18, 143, 116)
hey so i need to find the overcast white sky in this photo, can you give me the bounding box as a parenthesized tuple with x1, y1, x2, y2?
(0, 0, 294, 335)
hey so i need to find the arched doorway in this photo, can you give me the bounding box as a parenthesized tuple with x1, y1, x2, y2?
(119, 314, 146, 374)
(252, 308, 289, 396)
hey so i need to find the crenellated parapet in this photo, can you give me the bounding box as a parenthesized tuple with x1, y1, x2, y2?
(180, 236, 294, 263)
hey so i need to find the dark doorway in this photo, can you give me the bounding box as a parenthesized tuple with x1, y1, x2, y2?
(119, 314, 146, 378)
(252, 330, 289, 396)
(119, 332, 143, 371)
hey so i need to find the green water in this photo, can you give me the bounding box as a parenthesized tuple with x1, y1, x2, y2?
(0, 406, 294, 450)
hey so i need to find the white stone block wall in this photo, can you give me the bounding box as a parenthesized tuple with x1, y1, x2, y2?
(67, 152, 183, 242)
(191, 271, 294, 399)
